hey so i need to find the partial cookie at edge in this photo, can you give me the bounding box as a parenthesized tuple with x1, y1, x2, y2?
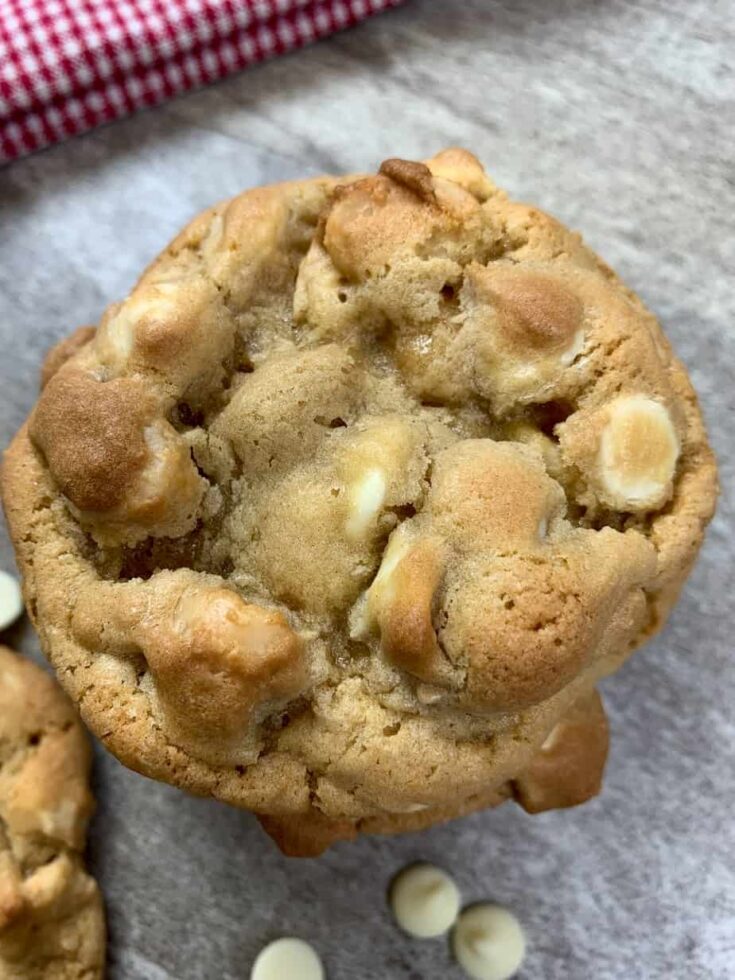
(0, 646, 105, 980)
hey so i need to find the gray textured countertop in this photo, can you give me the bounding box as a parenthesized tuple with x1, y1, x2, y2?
(1, 1, 733, 978)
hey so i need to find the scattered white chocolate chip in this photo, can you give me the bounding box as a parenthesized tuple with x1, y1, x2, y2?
(346, 466, 387, 540)
(540, 723, 562, 752)
(452, 904, 526, 980)
(0, 569, 23, 631)
(598, 394, 679, 509)
(390, 863, 461, 938)
(250, 937, 324, 980)
(350, 525, 413, 640)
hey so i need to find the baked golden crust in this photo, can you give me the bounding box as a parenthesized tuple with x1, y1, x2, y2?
(260, 688, 610, 856)
(1, 149, 717, 854)
(0, 646, 105, 979)
(39, 327, 96, 391)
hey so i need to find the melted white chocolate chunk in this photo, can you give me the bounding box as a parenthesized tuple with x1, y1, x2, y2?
(390, 863, 461, 938)
(96, 283, 185, 374)
(363, 524, 413, 620)
(341, 418, 421, 541)
(598, 394, 679, 509)
(452, 904, 526, 980)
(348, 525, 412, 641)
(346, 467, 387, 539)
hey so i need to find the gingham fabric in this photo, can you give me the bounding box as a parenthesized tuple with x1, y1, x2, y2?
(0, 0, 403, 164)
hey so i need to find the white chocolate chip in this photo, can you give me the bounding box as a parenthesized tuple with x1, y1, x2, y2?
(371, 525, 411, 591)
(0, 570, 23, 631)
(346, 467, 387, 540)
(341, 417, 421, 541)
(598, 394, 679, 509)
(540, 723, 561, 752)
(390, 863, 461, 938)
(250, 938, 324, 980)
(452, 904, 526, 980)
(356, 524, 413, 634)
(98, 284, 180, 372)
(99, 305, 135, 367)
(559, 328, 585, 366)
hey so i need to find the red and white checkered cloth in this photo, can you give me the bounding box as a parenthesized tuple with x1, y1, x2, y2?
(0, 0, 403, 164)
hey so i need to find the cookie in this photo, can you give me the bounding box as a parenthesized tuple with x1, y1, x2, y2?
(1, 150, 717, 855)
(0, 646, 105, 979)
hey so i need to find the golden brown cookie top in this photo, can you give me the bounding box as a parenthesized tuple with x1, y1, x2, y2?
(0, 646, 105, 979)
(2, 149, 717, 834)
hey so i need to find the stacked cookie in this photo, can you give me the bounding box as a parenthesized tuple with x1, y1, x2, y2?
(0, 150, 716, 865)
(0, 644, 105, 979)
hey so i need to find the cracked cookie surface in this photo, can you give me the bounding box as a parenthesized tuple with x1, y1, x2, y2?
(0, 646, 105, 979)
(1, 150, 717, 854)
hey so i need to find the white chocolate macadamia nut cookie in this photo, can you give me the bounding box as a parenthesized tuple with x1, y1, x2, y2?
(250, 938, 324, 980)
(1, 150, 717, 856)
(0, 646, 105, 979)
